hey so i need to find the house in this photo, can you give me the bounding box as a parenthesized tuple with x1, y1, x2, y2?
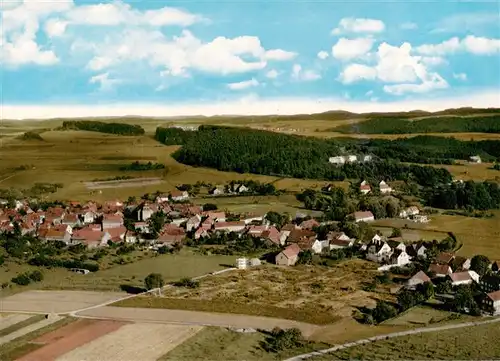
(137, 204, 158, 221)
(451, 256, 471, 271)
(469, 155, 482, 164)
(214, 221, 246, 233)
(155, 194, 170, 203)
(171, 217, 188, 227)
(82, 211, 96, 224)
(194, 228, 209, 239)
(170, 190, 189, 202)
(359, 181, 371, 195)
(483, 290, 500, 315)
(186, 215, 202, 232)
(209, 186, 225, 196)
(275, 243, 301, 266)
(329, 156, 346, 165)
(311, 239, 327, 254)
(157, 233, 185, 246)
(261, 227, 282, 246)
(362, 155, 373, 162)
(449, 271, 479, 286)
(436, 252, 455, 265)
(480, 275, 500, 293)
(102, 214, 124, 229)
(367, 240, 392, 263)
(247, 225, 268, 237)
(62, 214, 80, 227)
(406, 271, 432, 289)
(134, 222, 150, 233)
(379, 181, 392, 194)
(299, 218, 320, 230)
(387, 239, 406, 252)
(236, 184, 249, 193)
(429, 263, 453, 277)
(203, 211, 226, 223)
(107, 226, 127, 243)
(388, 249, 411, 267)
(328, 232, 354, 249)
(492, 261, 500, 273)
(124, 231, 139, 243)
(413, 215, 429, 223)
(41, 229, 71, 244)
(346, 155, 358, 163)
(352, 211, 375, 223)
(407, 242, 427, 259)
(71, 230, 110, 248)
(287, 228, 316, 244)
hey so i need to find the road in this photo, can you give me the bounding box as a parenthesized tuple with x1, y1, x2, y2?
(283, 316, 500, 361)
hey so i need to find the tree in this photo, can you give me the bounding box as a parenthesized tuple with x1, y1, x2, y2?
(372, 300, 398, 323)
(470, 254, 491, 276)
(144, 273, 164, 290)
(262, 328, 304, 353)
(452, 285, 477, 313)
(397, 289, 419, 311)
(202, 203, 218, 211)
(416, 281, 434, 300)
(391, 228, 402, 238)
(148, 211, 166, 236)
(28, 270, 44, 282)
(297, 250, 313, 265)
(265, 211, 287, 228)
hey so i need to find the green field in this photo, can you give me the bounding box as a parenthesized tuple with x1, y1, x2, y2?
(1, 249, 235, 294)
(310, 321, 500, 360)
(162, 326, 328, 361)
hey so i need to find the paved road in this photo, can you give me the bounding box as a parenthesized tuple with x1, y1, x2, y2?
(283, 316, 500, 361)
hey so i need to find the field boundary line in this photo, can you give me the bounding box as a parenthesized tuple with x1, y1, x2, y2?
(283, 316, 500, 361)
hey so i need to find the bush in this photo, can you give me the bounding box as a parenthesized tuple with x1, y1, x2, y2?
(173, 277, 200, 289)
(11, 273, 31, 286)
(372, 301, 398, 323)
(202, 203, 218, 211)
(28, 270, 44, 282)
(144, 273, 164, 290)
(262, 328, 304, 353)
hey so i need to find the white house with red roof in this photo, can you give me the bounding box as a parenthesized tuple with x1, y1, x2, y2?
(275, 243, 301, 266)
(359, 180, 371, 195)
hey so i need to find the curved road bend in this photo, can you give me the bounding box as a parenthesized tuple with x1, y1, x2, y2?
(284, 316, 500, 361)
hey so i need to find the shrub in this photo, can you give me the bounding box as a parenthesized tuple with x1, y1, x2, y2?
(11, 273, 31, 286)
(262, 328, 304, 353)
(173, 277, 200, 289)
(28, 270, 44, 282)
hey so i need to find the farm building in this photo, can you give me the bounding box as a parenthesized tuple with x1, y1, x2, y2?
(275, 243, 300, 266)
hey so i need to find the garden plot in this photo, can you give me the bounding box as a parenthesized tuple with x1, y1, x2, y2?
(56, 323, 202, 361)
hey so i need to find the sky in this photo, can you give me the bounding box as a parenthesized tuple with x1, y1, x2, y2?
(1, 0, 500, 118)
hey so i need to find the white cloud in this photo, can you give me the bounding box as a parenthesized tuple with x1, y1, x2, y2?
(421, 56, 447, 66)
(89, 72, 121, 91)
(264, 49, 297, 61)
(227, 78, 259, 90)
(339, 64, 376, 84)
(332, 17, 385, 35)
(339, 42, 449, 95)
(453, 72, 467, 81)
(317, 51, 329, 60)
(416, 36, 500, 55)
(332, 37, 375, 61)
(432, 12, 500, 33)
(401, 22, 418, 30)
(44, 18, 68, 37)
(266, 69, 279, 79)
(291, 64, 321, 81)
(65, 1, 203, 27)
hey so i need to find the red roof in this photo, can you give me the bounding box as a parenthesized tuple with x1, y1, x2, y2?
(410, 271, 431, 283)
(450, 272, 472, 283)
(353, 211, 374, 220)
(436, 252, 455, 264)
(487, 290, 500, 302)
(429, 263, 452, 275)
(281, 243, 301, 258)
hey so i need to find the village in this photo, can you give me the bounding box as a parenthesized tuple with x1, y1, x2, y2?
(1, 179, 500, 318)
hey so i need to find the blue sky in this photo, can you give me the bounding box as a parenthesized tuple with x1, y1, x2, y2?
(1, 0, 499, 118)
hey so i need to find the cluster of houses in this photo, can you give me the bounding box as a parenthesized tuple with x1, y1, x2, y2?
(358, 180, 392, 195)
(329, 154, 373, 165)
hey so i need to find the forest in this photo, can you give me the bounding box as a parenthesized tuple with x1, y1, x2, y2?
(334, 114, 500, 134)
(166, 126, 453, 186)
(154, 127, 195, 145)
(424, 181, 500, 210)
(61, 120, 145, 135)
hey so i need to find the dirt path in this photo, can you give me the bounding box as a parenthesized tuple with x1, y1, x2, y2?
(76, 306, 319, 337)
(284, 316, 500, 361)
(0, 315, 62, 346)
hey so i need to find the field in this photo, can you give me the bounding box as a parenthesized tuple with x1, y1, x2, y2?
(383, 306, 471, 327)
(0, 129, 334, 203)
(310, 322, 500, 360)
(115, 260, 382, 325)
(374, 211, 500, 259)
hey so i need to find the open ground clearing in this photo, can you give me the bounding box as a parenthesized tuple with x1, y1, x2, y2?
(382, 306, 472, 327)
(0, 315, 63, 346)
(308, 321, 500, 360)
(56, 322, 202, 361)
(374, 211, 500, 259)
(115, 260, 382, 325)
(0, 290, 124, 314)
(0, 315, 32, 331)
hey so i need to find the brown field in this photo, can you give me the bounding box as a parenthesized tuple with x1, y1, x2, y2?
(57, 323, 202, 361)
(0, 290, 125, 314)
(0, 130, 337, 202)
(17, 319, 127, 361)
(374, 211, 500, 259)
(308, 131, 500, 141)
(115, 260, 383, 325)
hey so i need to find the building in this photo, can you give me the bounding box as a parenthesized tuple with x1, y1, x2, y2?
(359, 181, 371, 195)
(449, 271, 479, 286)
(170, 190, 189, 202)
(399, 206, 420, 218)
(236, 257, 248, 270)
(407, 243, 427, 259)
(480, 275, 500, 293)
(329, 156, 346, 165)
(186, 215, 202, 232)
(406, 271, 431, 289)
(362, 155, 373, 162)
(436, 252, 455, 265)
(388, 249, 411, 267)
(483, 290, 500, 315)
(379, 181, 392, 194)
(451, 256, 471, 271)
(275, 243, 301, 266)
(209, 186, 225, 196)
(214, 221, 246, 233)
(429, 263, 453, 277)
(469, 155, 482, 164)
(352, 211, 375, 223)
(346, 155, 358, 163)
(367, 240, 392, 263)
(102, 214, 124, 229)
